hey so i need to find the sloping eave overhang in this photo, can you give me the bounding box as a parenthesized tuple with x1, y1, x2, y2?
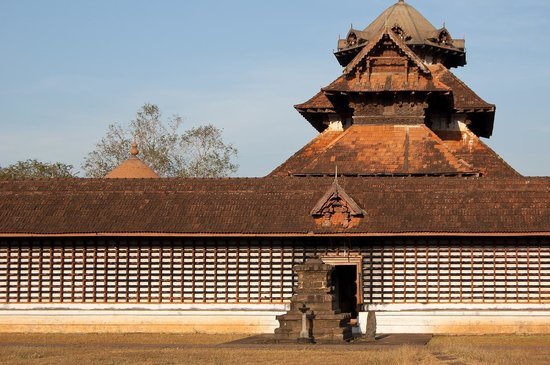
(2, 232, 548, 238)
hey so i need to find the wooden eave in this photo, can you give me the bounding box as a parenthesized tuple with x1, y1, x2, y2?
(291, 172, 481, 178)
(455, 106, 496, 113)
(321, 89, 444, 95)
(336, 42, 367, 54)
(2, 232, 548, 238)
(417, 42, 465, 53)
(297, 108, 336, 114)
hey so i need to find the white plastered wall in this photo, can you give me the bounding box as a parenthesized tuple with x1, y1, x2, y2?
(358, 304, 550, 334)
(0, 304, 288, 334)
(1, 303, 550, 334)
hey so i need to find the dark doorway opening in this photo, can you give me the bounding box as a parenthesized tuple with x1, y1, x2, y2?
(332, 265, 358, 319)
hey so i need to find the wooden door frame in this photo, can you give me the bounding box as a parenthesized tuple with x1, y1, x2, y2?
(321, 255, 363, 310)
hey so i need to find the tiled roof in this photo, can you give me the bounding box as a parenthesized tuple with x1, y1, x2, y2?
(270, 130, 343, 176)
(336, 1, 465, 67)
(105, 157, 160, 179)
(322, 72, 448, 93)
(296, 32, 492, 134)
(0, 177, 548, 236)
(269, 125, 476, 177)
(295, 91, 334, 111)
(320, 63, 490, 104)
(430, 64, 495, 111)
(436, 129, 520, 178)
(361, 1, 438, 46)
(344, 29, 431, 75)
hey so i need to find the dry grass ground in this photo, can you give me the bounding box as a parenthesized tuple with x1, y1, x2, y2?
(0, 333, 548, 365)
(0, 334, 437, 365)
(428, 335, 550, 365)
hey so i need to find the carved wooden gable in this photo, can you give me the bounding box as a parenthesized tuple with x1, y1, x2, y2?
(311, 179, 365, 228)
(344, 28, 430, 77)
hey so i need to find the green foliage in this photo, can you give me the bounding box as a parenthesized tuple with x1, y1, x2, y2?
(0, 160, 76, 180)
(177, 125, 239, 178)
(82, 103, 238, 178)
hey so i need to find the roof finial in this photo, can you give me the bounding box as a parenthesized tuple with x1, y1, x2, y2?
(130, 141, 139, 157)
(334, 165, 339, 184)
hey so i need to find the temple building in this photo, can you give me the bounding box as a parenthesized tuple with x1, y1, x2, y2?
(0, 0, 549, 335)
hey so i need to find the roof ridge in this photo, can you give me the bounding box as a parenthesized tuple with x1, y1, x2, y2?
(268, 129, 343, 177)
(419, 125, 478, 173)
(300, 127, 354, 173)
(438, 67, 495, 109)
(462, 128, 521, 176)
(427, 64, 452, 90)
(403, 1, 423, 45)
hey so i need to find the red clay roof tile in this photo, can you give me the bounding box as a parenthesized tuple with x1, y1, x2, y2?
(430, 64, 495, 111)
(270, 124, 476, 177)
(295, 91, 335, 111)
(105, 157, 160, 179)
(0, 177, 547, 235)
(435, 129, 520, 177)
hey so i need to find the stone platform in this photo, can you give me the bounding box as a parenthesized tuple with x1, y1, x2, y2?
(274, 259, 353, 342)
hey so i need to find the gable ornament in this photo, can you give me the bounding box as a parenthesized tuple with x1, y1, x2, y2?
(310, 174, 365, 228)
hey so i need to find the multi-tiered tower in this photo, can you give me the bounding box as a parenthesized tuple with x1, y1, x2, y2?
(272, 0, 517, 179)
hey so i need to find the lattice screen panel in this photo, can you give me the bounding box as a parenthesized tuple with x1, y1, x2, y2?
(0, 238, 548, 305)
(362, 241, 550, 304)
(0, 239, 316, 304)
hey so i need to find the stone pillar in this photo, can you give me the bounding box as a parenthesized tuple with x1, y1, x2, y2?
(274, 258, 352, 342)
(365, 311, 377, 341)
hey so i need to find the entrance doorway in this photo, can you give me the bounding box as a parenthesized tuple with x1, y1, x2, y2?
(332, 265, 358, 319)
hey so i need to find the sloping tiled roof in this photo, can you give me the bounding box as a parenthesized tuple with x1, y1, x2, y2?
(321, 63, 490, 103)
(430, 64, 495, 111)
(105, 143, 160, 179)
(323, 72, 448, 93)
(335, 2, 465, 69)
(324, 31, 448, 93)
(295, 91, 335, 111)
(0, 177, 548, 236)
(270, 130, 343, 176)
(362, 1, 438, 46)
(269, 124, 476, 177)
(105, 157, 160, 179)
(436, 129, 520, 178)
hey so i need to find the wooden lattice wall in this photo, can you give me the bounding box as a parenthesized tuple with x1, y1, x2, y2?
(364, 242, 550, 304)
(0, 238, 548, 305)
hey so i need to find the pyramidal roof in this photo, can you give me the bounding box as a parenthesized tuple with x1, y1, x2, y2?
(336, 1, 466, 69)
(105, 143, 160, 179)
(363, 0, 438, 45)
(270, 124, 477, 177)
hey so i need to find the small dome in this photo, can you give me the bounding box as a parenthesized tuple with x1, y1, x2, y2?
(105, 142, 160, 179)
(362, 1, 438, 44)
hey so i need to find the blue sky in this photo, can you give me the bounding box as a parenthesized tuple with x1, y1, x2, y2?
(1, 0, 549, 176)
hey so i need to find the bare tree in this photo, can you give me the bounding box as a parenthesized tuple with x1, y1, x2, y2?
(82, 104, 238, 178)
